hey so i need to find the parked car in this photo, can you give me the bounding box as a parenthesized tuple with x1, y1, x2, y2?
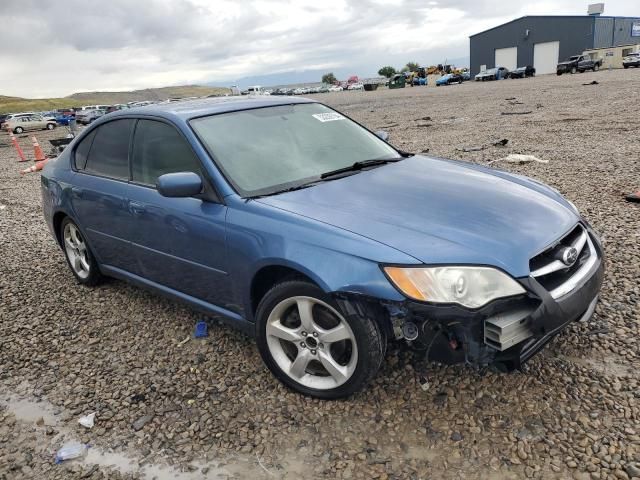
(55, 114, 75, 126)
(623, 52, 640, 68)
(556, 55, 602, 75)
(475, 67, 509, 81)
(461, 70, 471, 81)
(347, 82, 364, 90)
(509, 65, 536, 78)
(4, 112, 56, 123)
(41, 97, 604, 399)
(328, 85, 343, 92)
(3, 114, 57, 133)
(75, 109, 105, 125)
(435, 73, 463, 86)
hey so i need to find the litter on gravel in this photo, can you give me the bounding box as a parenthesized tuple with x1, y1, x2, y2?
(489, 154, 548, 165)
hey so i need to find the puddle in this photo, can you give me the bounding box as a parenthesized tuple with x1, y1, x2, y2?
(83, 449, 230, 479)
(0, 395, 59, 426)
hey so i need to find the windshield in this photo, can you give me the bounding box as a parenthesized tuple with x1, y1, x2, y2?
(190, 103, 400, 197)
(569, 56, 579, 61)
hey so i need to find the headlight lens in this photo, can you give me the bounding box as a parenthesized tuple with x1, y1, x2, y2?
(384, 266, 526, 309)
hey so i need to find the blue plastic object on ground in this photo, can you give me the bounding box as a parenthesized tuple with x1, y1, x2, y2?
(194, 320, 208, 338)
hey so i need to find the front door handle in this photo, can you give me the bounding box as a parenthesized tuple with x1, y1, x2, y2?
(71, 187, 83, 199)
(129, 201, 146, 216)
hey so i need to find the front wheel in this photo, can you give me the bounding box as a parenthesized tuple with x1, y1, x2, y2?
(571, 67, 577, 74)
(14, 126, 24, 134)
(593, 64, 600, 72)
(255, 280, 384, 399)
(46, 123, 55, 130)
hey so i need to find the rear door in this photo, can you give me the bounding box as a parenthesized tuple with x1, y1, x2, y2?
(70, 119, 137, 271)
(126, 119, 231, 307)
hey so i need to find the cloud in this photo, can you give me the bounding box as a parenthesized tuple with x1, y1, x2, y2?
(0, 0, 633, 97)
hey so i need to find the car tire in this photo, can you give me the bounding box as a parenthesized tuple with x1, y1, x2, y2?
(14, 126, 24, 134)
(255, 280, 385, 399)
(46, 123, 55, 130)
(571, 67, 577, 74)
(593, 64, 600, 72)
(623, 65, 628, 69)
(557, 72, 562, 76)
(60, 217, 103, 286)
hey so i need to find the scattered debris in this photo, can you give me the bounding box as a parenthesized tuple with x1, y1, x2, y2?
(457, 146, 485, 152)
(420, 148, 430, 153)
(416, 116, 432, 121)
(507, 100, 524, 105)
(501, 111, 532, 116)
(505, 97, 516, 100)
(380, 123, 399, 129)
(625, 191, 640, 203)
(55, 442, 88, 463)
(78, 412, 96, 429)
(583, 80, 599, 85)
(178, 336, 190, 346)
(194, 320, 208, 338)
(489, 154, 548, 165)
(457, 139, 509, 152)
(130, 393, 146, 403)
(418, 376, 430, 391)
(132, 414, 154, 431)
(256, 453, 275, 477)
(535, 103, 544, 109)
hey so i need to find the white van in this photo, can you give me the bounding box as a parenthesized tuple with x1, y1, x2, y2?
(247, 85, 270, 96)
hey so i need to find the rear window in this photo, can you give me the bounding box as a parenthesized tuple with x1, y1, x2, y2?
(84, 119, 134, 180)
(73, 130, 97, 170)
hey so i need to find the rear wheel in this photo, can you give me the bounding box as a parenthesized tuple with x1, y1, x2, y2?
(255, 280, 384, 399)
(571, 67, 577, 74)
(46, 123, 55, 130)
(593, 64, 600, 72)
(60, 217, 103, 286)
(14, 126, 24, 134)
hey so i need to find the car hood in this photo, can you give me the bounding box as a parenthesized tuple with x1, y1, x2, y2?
(257, 156, 578, 277)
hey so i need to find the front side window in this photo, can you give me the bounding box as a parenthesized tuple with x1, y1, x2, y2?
(131, 120, 202, 186)
(190, 103, 399, 197)
(84, 119, 134, 180)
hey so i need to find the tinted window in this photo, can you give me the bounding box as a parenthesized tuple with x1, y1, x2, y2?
(131, 120, 202, 186)
(84, 119, 134, 180)
(74, 129, 97, 170)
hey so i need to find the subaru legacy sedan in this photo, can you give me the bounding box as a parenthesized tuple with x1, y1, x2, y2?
(41, 97, 604, 399)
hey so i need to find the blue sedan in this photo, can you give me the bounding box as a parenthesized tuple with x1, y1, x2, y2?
(41, 97, 604, 398)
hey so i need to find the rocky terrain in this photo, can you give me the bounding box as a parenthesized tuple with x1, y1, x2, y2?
(0, 68, 638, 479)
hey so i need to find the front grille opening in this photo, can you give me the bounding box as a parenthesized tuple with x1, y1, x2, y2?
(529, 224, 592, 292)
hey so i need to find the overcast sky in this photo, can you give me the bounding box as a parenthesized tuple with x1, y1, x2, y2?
(0, 0, 634, 97)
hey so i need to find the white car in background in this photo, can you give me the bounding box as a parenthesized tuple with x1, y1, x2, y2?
(623, 52, 640, 68)
(328, 85, 343, 92)
(347, 83, 364, 90)
(247, 86, 270, 96)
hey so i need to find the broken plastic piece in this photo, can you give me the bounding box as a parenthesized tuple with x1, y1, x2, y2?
(194, 320, 208, 338)
(419, 376, 430, 391)
(78, 412, 96, 429)
(55, 442, 88, 463)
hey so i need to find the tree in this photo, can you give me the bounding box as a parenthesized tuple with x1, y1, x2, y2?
(378, 66, 397, 78)
(321, 72, 337, 84)
(405, 61, 420, 72)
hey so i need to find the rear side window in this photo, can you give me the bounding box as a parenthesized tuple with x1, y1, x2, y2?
(73, 129, 97, 170)
(131, 120, 202, 186)
(84, 119, 134, 180)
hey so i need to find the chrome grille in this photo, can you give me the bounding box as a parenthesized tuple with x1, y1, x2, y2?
(530, 224, 597, 299)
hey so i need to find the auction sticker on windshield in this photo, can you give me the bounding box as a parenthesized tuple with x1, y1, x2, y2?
(312, 112, 345, 122)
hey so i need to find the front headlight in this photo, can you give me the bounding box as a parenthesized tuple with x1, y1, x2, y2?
(384, 266, 526, 309)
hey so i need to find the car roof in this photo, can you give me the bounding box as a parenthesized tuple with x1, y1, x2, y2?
(106, 95, 317, 122)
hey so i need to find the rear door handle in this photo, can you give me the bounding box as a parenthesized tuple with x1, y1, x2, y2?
(129, 201, 146, 216)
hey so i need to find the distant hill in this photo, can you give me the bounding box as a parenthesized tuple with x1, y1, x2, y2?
(0, 85, 230, 113)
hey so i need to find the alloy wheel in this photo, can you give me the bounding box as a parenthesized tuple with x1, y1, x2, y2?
(63, 223, 91, 279)
(265, 296, 358, 390)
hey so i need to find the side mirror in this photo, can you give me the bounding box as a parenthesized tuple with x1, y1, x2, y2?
(375, 130, 389, 142)
(156, 172, 203, 198)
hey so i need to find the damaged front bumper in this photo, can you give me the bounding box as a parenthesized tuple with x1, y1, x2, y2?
(340, 228, 605, 371)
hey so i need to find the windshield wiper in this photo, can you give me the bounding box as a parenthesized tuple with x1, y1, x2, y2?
(320, 158, 403, 180)
(246, 181, 320, 200)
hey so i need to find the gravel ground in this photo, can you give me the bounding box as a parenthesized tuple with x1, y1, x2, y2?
(1, 69, 639, 480)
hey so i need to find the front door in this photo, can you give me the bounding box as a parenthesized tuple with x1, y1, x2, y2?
(126, 119, 232, 309)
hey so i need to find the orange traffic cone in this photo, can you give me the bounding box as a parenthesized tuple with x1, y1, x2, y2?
(32, 136, 47, 162)
(8, 129, 27, 162)
(20, 159, 49, 175)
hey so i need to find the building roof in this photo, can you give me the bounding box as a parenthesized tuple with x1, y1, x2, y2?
(470, 15, 640, 38)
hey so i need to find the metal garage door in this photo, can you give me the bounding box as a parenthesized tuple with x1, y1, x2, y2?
(534, 41, 560, 75)
(495, 47, 518, 70)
